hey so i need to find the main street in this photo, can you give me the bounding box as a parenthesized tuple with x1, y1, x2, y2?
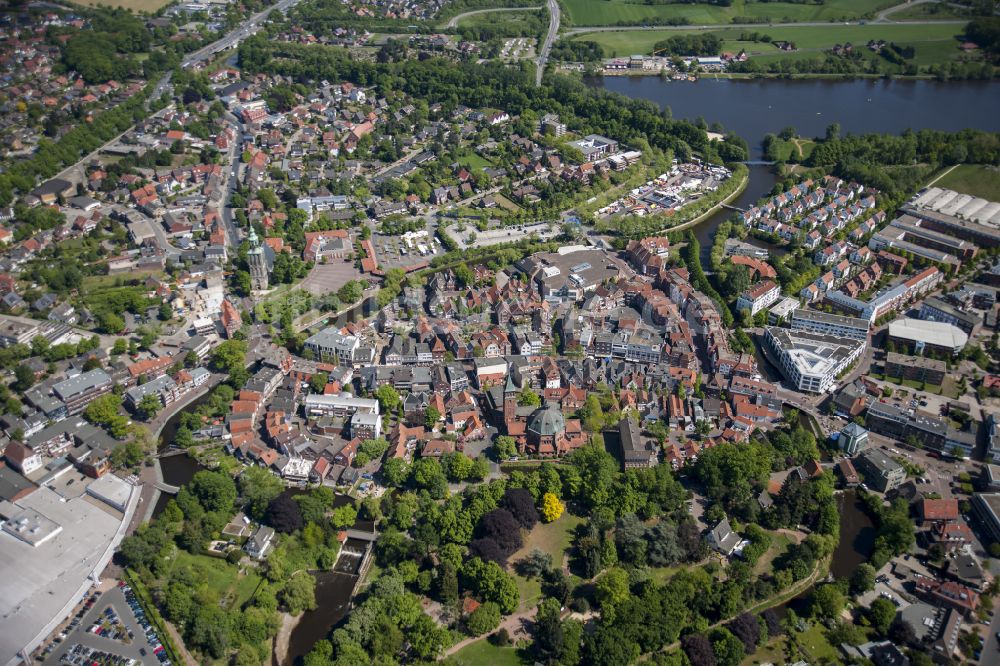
(180, 0, 303, 69)
(535, 0, 560, 86)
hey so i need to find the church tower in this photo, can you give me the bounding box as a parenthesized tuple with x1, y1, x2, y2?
(247, 226, 269, 291)
(503, 372, 519, 424)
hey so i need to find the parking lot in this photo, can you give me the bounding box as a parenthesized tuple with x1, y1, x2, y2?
(371, 228, 442, 269)
(44, 585, 167, 666)
(298, 259, 364, 297)
(452, 221, 561, 250)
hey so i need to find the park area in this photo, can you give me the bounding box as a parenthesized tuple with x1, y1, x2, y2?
(507, 513, 584, 612)
(561, 0, 897, 27)
(571, 22, 965, 64)
(933, 164, 1000, 201)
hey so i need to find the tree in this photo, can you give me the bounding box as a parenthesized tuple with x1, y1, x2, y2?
(110, 441, 144, 469)
(112, 338, 128, 355)
(517, 549, 553, 579)
(534, 598, 566, 662)
(136, 393, 162, 420)
(331, 503, 358, 529)
(158, 301, 173, 321)
(851, 563, 877, 595)
(240, 467, 285, 520)
(463, 558, 520, 614)
(595, 567, 630, 621)
(727, 613, 760, 654)
(279, 573, 317, 615)
(374, 384, 401, 413)
(479, 508, 523, 556)
(518, 387, 541, 407)
(382, 457, 410, 486)
(466, 601, 501, 636)
(13, 364, 35, 392)
(494, 435, 517, 460)
(424, 406, 441, 429)
(541, 492, 564, 523)
(580, 394, 605, 433)
(869, 597, 896, 635)
(811, 583, 845, 620)
(265, 493, 303, 533)
(210, 339, 247, 376)
(711, 628, 745, 666)
(683, 633, 716, 666)
(502, 488, 539, 529)
(309, 372, 328, 393)
(337, 280, 363, 304)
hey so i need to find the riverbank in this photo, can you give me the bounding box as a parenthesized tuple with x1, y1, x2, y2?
(657, 165, 749, 235)
(588, 69, 971, 81)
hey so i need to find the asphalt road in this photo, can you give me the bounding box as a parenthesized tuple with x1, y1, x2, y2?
(180, 0, 303, 69)
(536, 0, 560, 86)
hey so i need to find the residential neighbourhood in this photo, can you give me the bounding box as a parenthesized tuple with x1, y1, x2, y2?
(0, 1, 999, 666)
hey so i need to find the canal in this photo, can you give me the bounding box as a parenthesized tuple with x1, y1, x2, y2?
(776, 489, 877, 617)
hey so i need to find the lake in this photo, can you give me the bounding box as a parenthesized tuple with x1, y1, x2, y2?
(592, 77, 1000, 159)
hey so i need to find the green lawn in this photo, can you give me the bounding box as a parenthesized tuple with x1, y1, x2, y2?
(933, 164, 1000, 201)
(453, 638, 529, 666)
(573, 22, 964, 60)
(753, 531, 794, 576)
(454, 148, 495, 172)
(795, 623, 839, 663)
(507, 514, 584, 611)
(562, 0, 897, 27)
(168, 550, 263, 609)
(766, 137, 817, 163)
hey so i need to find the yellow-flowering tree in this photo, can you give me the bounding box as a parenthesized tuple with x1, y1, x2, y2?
(541, 492, 564, 523)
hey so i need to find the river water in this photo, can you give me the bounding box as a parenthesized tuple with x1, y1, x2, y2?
(593, 77, 1000, 159)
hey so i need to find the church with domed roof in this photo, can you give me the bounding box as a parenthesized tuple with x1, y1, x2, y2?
(488, 368, 586, 457)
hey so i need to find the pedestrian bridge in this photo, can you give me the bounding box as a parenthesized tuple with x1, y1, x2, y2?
(153, 482, 180, 494)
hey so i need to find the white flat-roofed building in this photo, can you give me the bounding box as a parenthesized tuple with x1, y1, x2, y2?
(888, 318, 968, 355)
(303, 393, 379, 418)
(85, 473, 131, 512)
(791, 308, 869, 340)
(768, 297, 800, 324)
(0, 482, 137, 666)
(1, 507, 61, 547)
(192, 317, 216, 336)
(765, 326, 867, 394)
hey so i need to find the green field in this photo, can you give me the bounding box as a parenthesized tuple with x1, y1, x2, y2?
(933, 164, 1000, 201)
(889, 2, 978, 20)
(572, 22, 964, 63)
(453, 639, 529, 665)
(457, 7, 547, 35)
(561, 0, 897, 27)
(167, 551, 263, 608)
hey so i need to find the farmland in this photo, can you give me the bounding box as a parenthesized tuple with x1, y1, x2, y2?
(560, 0, 898, 27)
(570, 22, 964, 64)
